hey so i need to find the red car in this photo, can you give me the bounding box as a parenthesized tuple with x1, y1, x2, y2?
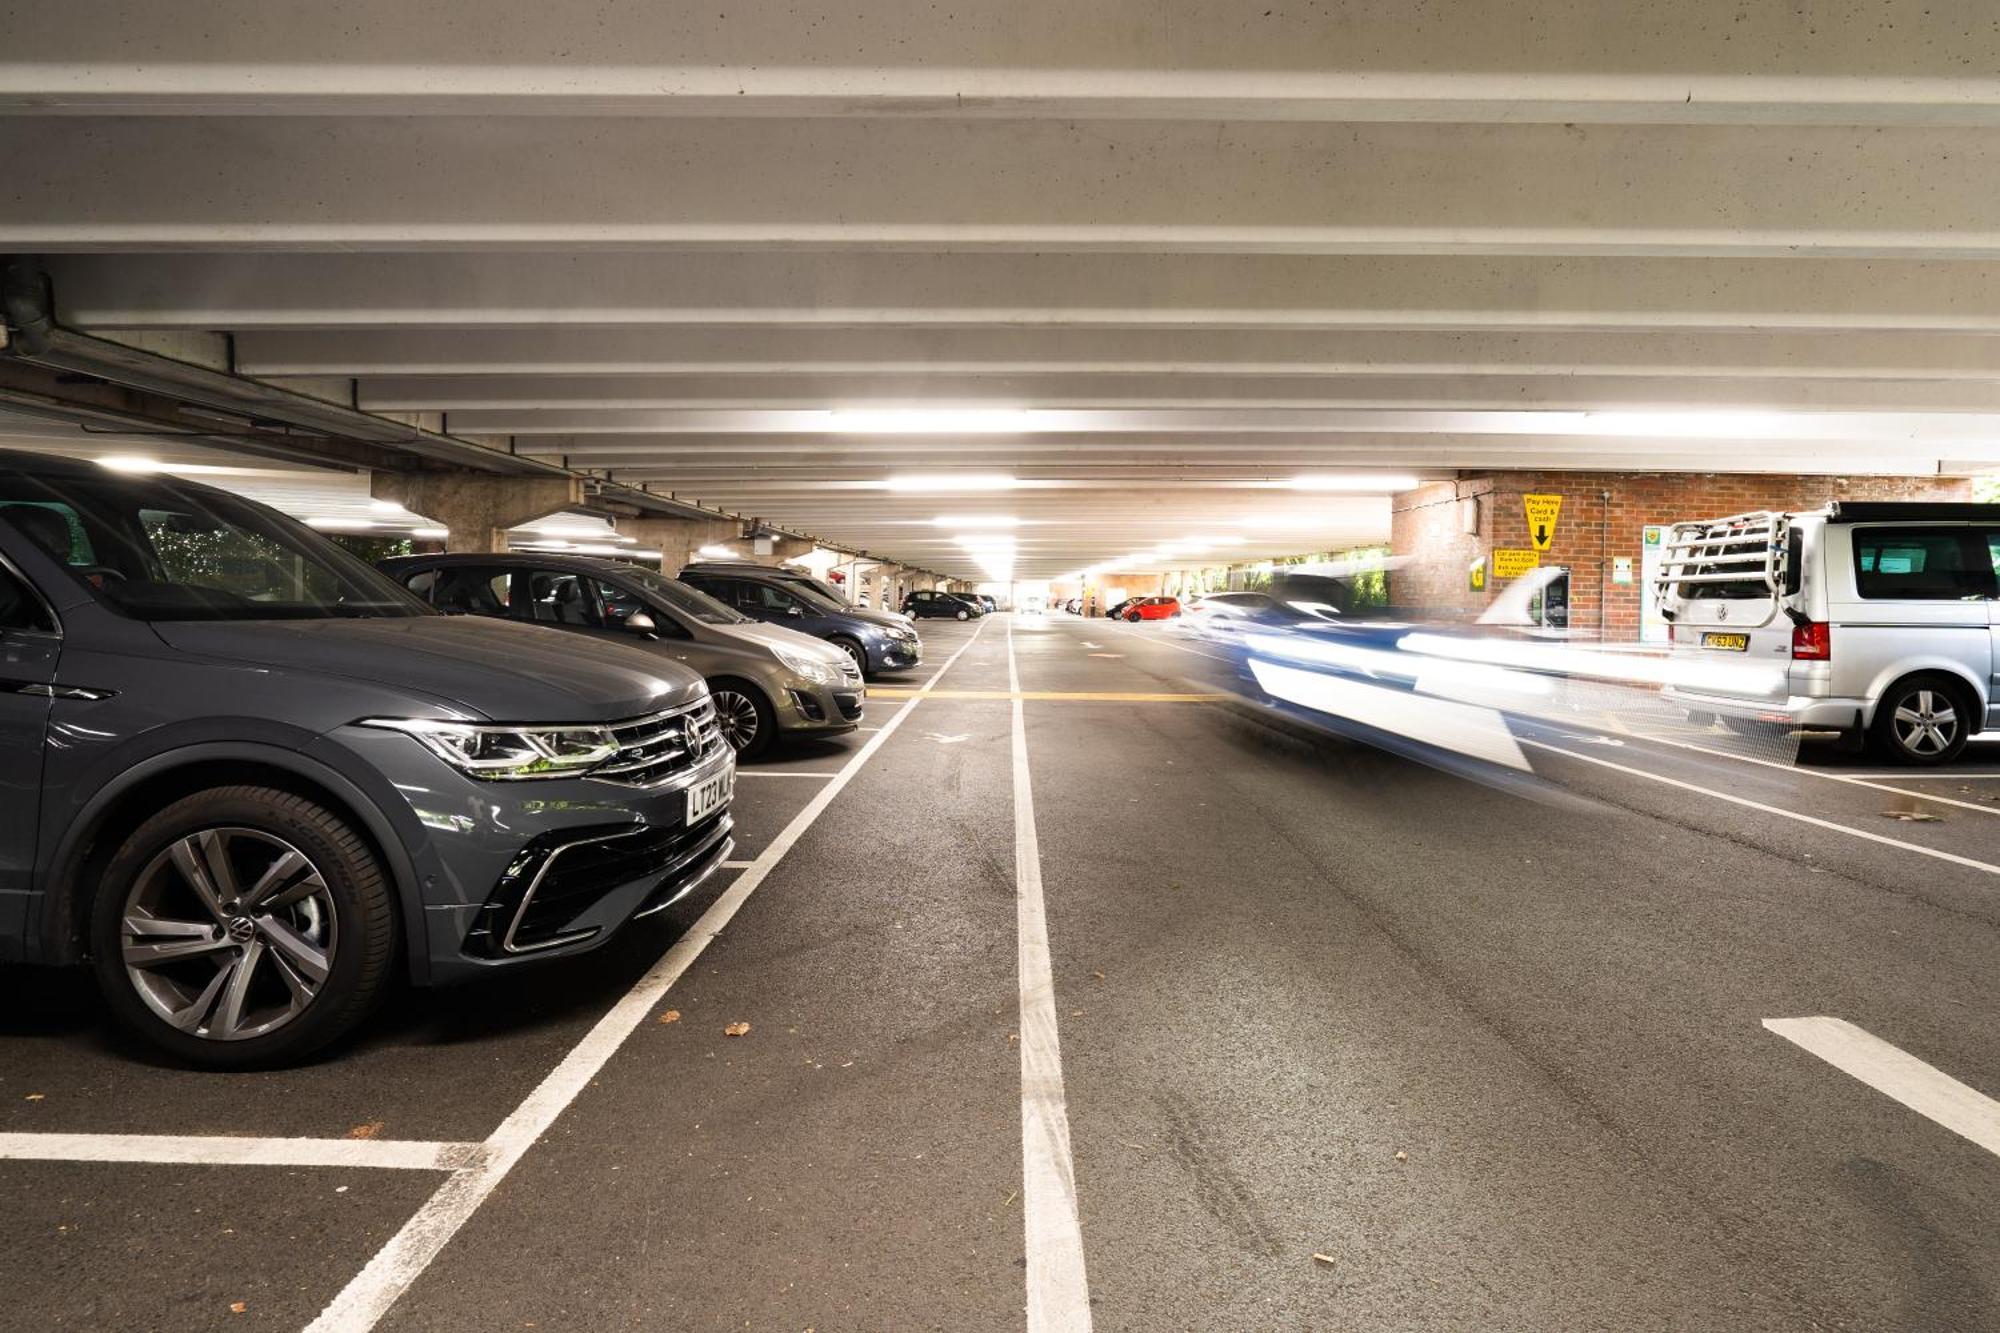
(1121, 596, 1182, 621)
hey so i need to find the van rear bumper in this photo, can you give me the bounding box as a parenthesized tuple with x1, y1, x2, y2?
(1663, 686, 1866, 732)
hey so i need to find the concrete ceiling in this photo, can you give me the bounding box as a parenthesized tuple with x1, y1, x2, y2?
(3, 1, 1998, 580)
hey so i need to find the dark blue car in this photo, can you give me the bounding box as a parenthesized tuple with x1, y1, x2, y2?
(678, 563, 922, 680)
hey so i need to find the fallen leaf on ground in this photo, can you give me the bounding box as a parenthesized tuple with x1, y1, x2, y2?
(229, 1302, 247, 1315)
(1312, 1253, 1337, 1267)
(23, 1093, 44, 1102)
(657, 1009, 682, 1025)
(345, 1121, 383, 1140)
(1092, 971, 1105, 982)
(1882, 811, 1943, 822)
(724, 1021, 751, 1037)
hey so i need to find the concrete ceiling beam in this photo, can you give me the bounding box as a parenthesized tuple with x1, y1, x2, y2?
(233, 327, 2000, 382)
(4, 1, 1997, 126)
(50, 253, 2000, 335)
(8, 118, 1999, 258)
(351, 372, 2000, 415)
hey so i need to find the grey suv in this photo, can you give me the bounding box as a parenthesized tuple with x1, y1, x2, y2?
(382, 552, 864, 758)
(0, 454, 735, 1067)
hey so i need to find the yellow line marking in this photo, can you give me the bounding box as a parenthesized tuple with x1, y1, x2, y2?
(868, 688, 1225, 702)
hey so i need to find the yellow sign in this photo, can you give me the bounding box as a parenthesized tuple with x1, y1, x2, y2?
(1468, 558, 1487, 592)
(1524, 493, 1563, 551)
(1493, 548, 1541, 578)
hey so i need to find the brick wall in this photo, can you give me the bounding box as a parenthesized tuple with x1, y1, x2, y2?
(1390, 471, 1975, 640)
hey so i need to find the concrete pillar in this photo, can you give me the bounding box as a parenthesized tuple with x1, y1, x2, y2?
(616, 515, 743, 574)
(370, 471, 582, 554)
(875, 563, 906, 610)
(741, 533, 816, 567)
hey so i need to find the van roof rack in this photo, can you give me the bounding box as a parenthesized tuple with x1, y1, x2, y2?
(1826, 500, 2000, 523)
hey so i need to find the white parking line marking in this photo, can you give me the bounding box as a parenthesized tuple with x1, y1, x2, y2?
(736, 771, 837, 778)
(721, 860, 753, 869)
(307, 617, 993, 1333)
(0, 1133, 483, 1171)
(1764, 1017, 2000, 1159)
(1619, 728, 2000, 819)
(1007, 618, 1094, 1333)
(1522, 739, 2000, 876)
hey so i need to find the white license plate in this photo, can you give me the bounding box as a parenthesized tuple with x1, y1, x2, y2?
(684, 768, 732, 826)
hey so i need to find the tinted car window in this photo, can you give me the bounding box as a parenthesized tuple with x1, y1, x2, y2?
(745, 582, 802, 612)
(429, 567, 514, 617)
(0, 561, 52, 632)
(0, 476, 424, 621)
(527, 570, 602, 626)
(589, 576, 686, 637)
(1853, 528, 1998, 601)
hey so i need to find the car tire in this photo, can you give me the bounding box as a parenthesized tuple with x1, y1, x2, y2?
(711, 678, 778, 760)
(90, 785, 397, 1069)
(955, 608, 970, 621)
(831, 636, 870, 679)
(1869, 673, 1973, 766)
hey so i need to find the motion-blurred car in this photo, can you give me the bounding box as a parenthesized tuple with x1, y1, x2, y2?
(1185, 591, 1290, 633)
(1102, 598, 1138, 621)
(1120, 596, 1182, 622)
(385, 553, 861, 759)
(975, 594, 999, 613)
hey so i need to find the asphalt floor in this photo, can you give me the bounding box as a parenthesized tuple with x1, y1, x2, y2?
(4, 613, 1998, 1331)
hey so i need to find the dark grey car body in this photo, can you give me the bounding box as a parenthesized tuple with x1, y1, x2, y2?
(0, 458, 734, 1001)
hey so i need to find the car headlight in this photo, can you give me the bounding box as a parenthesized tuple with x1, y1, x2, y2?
(361, 717, 618, 780)
(772, 645, 838, 684)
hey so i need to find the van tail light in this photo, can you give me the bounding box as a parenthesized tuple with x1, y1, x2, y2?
(1790, 620, 1831, 660)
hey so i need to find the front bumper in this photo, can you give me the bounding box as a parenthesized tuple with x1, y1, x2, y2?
(873, 635, 923, 672)
(774, 669, 864, 735)
(335, 726, 738, 984)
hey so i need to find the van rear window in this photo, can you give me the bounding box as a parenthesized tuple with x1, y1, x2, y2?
(1853, 528, 1998, 600)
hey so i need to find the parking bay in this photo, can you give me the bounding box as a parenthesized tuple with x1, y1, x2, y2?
(5, 614, 2000, 1330)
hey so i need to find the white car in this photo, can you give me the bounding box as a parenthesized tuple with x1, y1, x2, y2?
(1657, 502, 1999, 764)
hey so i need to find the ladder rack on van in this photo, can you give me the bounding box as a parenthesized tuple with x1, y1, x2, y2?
(1653, 510, 1791, 626)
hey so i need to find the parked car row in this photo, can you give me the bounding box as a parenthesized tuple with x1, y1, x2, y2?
(1056, 595, 1184, 620)
(0, 452, 931, 1068)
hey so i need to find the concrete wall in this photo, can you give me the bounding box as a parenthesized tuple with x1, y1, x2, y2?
(1390, 471, 1975, 639)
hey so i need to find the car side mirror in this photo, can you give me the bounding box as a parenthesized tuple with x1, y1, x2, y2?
(624, 611, 658, 634)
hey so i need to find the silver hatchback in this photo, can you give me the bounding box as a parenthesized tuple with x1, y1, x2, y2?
(1658, 502, 1999, 764)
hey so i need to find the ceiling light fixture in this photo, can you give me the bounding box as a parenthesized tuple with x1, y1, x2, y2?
(694, 544, 737, 559)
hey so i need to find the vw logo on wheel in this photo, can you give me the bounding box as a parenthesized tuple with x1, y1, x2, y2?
(226, 916, 256, 943)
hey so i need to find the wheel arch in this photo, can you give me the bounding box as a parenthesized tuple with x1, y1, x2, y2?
(1858, 661, 1988, 730)
(37, 743, 425, 982)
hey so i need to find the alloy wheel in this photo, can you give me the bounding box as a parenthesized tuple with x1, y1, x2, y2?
(712, 688, 762, 751)
(119, 827, 336, 1042)
(839, 640, 867, 674)
(1892, 689, 1959, 756)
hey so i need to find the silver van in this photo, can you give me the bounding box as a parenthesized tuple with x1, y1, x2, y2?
(1657, 502, 1999, 764)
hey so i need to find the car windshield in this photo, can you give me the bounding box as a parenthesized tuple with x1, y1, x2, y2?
(618, 565, 752, 624)
(0, 471, 430, 621)
(783, 580, 850, 614)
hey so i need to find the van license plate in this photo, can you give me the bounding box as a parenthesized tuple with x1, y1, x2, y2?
(1701, 632, 1750, 652)
(685, 769, 733, 825)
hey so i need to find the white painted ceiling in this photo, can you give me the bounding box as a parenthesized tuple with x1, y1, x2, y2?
(3, 1, 1998, 579)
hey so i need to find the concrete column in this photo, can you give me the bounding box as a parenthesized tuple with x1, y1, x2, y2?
(616, 515, 743, 574)
(370, 471, 582, 553)
(741, 533, 816, 566)
(874, 563, 906, 610)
